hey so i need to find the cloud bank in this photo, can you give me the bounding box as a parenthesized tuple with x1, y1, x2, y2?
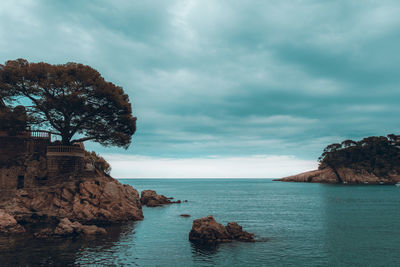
(104, 154, 317, 178)
(1, 1, 400, 177)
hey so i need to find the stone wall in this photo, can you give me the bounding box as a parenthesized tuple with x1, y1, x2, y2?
(0, 136, 26, 164)
(0, 135, 90, 190)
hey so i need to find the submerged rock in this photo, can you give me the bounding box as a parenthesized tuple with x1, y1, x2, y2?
(0, 209, 25, 234)
(140, 190, 181, 207)
(189, 215, 255, 244)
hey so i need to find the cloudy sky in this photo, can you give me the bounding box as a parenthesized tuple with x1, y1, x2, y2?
(1, 0, 399, 178)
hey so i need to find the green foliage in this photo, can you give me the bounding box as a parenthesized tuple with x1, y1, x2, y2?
(0, 59, 136, 148)
(0, 105, 27, 135)
(318, 134, 400, 176)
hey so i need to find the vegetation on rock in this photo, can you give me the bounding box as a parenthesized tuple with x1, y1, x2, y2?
(318, 134, 400, 177)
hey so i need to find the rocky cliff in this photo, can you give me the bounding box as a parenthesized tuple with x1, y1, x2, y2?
(275, 167, 400, 184)
(0, 176, 143, 235)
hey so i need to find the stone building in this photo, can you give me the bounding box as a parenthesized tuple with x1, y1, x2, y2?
(0, 129, 93, 192)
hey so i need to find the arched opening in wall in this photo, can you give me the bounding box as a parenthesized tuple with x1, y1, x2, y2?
(17, 175, 24, 189)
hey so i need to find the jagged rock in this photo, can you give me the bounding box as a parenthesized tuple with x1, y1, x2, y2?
(1, 176, 143, 225)
(189, 215, 255, 244)
(54, 218, 82, 236)
(54, 218, 106, 236)
(225, 222, 255, 242)
(140, 190, 181, 207)
(0, 209, 25, 234)
(275, 167, 400, 184)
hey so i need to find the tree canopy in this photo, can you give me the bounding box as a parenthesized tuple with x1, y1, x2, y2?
(0, 104, 28, 135)
(0, 59, 136, 148)
(318, 134, 400, 176)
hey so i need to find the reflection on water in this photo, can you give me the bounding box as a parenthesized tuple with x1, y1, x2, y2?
(0, 222, 138, 266)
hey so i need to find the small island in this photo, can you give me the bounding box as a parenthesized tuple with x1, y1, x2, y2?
(275, 135, 400, 184)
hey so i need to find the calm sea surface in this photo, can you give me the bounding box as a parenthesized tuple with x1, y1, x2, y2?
(1, 179, 400, 266)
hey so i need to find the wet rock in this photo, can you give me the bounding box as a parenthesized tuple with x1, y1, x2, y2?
(54, 218, 106, 236)
(54, 218, 83, 236)
(225, 222, 255, 242)
(180, 214, 191, 217)
(140, 190, 181, 207)
(81, 224, 107, 235)
(189, 215, 255, 244)
(0, 209, 25, 234)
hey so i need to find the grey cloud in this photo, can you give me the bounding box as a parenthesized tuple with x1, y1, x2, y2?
(1, 0, 400, 162)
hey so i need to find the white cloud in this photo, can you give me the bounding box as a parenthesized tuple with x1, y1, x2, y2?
(103, 154, 317, 178)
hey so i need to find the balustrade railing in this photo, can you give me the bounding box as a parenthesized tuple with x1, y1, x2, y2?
(47, 145, 84, 154)
(29, 130, 51, 139)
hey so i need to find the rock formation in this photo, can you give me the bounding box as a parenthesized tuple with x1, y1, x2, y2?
(276, 166, 400, 184)
(0, 176, 143, 225)
(0, 209, 25, 234)
(54, 218, 106, 236)
(189, 215, 255, 244)
(140, 190, 181, 207)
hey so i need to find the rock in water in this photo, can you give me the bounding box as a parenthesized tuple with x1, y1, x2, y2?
(225, 222, 255, 242)
(189, 215, 255, 244)
(54, 218, 106, 236)
(140, 190, 181, 207)
(0, 209, 25, 234)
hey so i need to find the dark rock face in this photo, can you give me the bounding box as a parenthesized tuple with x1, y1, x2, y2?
(225, 222, 255, 242)
(275, 167, 400, 184)
(0, 209, 25, 234)
(140, 190, 181, 207)
(189, 215, 255, 244)
(54, 218, 106, 236)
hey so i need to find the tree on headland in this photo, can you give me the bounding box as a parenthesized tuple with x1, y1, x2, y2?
(318, 135, 400, 176)
(0, 59, 136, 148)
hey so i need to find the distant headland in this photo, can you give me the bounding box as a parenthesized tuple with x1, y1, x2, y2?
(275, 135, 400, 184)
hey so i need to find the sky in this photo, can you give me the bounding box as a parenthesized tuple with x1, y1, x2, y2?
(1, 0, 400, 178)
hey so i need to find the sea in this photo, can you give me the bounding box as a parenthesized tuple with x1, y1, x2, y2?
(1, 179, 400, 266)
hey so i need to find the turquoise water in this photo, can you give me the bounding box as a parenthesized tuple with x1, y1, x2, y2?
(1, 179, 400, 266)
